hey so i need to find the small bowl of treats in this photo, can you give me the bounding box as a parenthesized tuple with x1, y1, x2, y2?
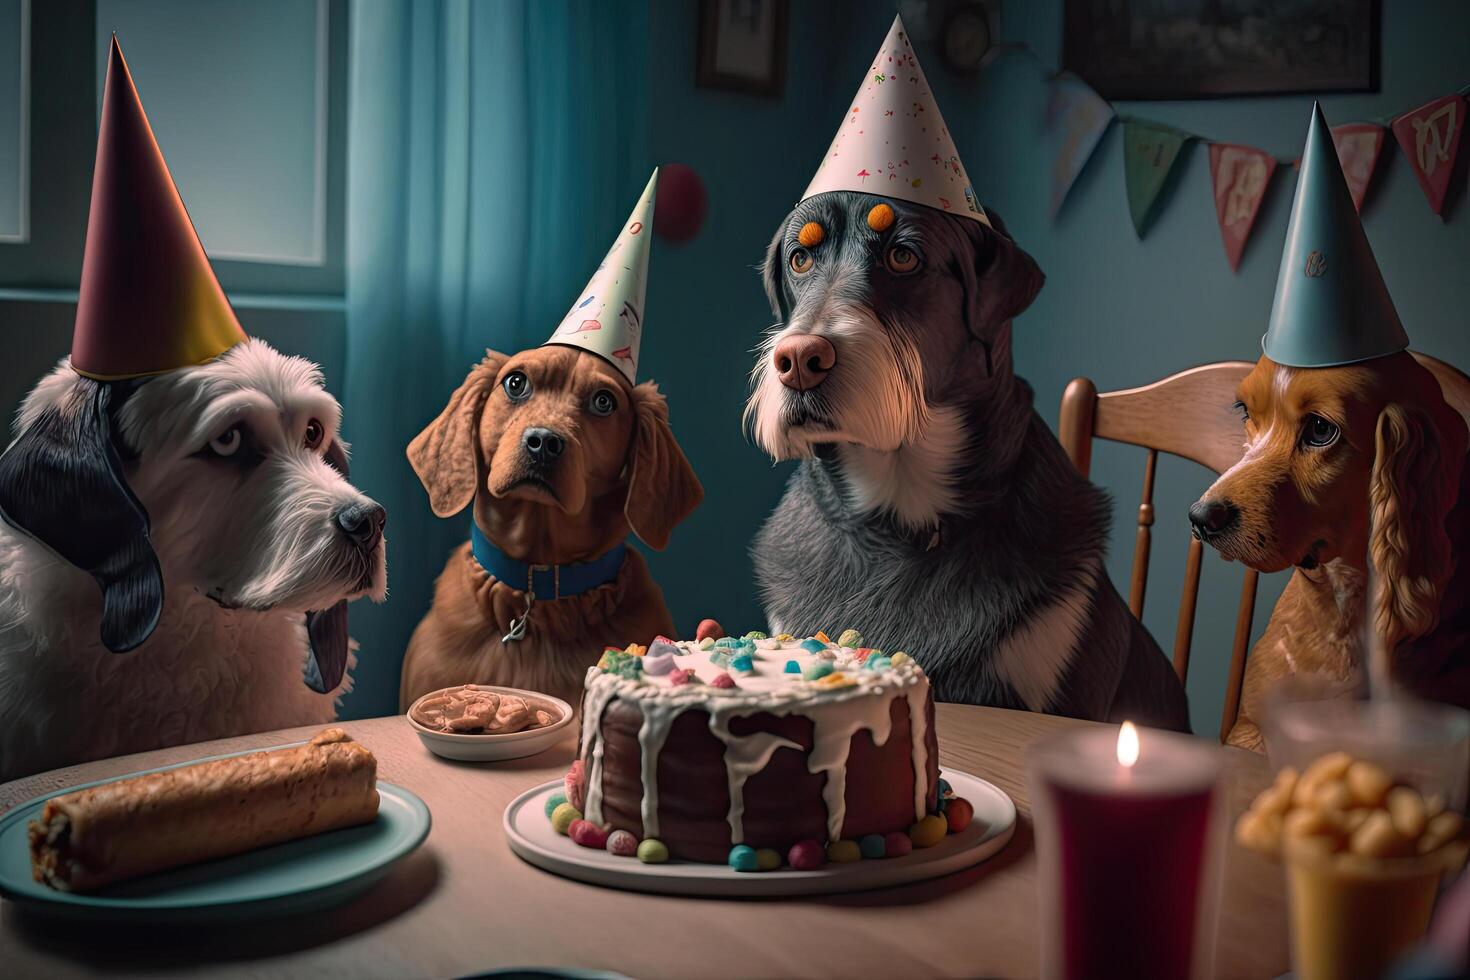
(407, 685, 573, 762)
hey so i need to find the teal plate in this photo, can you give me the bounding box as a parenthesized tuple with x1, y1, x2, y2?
(0, 744, 431, 922)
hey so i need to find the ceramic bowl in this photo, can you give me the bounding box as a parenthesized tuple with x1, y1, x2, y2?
(407, 685, 574, 762)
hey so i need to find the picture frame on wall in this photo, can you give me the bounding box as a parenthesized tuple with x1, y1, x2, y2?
(1062, 0, 1380, 101)
(696, 0, 789, 98)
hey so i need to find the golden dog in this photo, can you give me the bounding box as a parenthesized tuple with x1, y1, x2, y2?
(400, 345, 702, 707)
(1191, 352, 1470, 750)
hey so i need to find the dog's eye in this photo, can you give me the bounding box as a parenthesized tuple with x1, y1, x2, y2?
(588, 389, 617, 417)
(789, 247, 814, 275)
(1233, 400, 1250, 423)
(303, 418, 324, 450)
(209, 425, 245, 457)
(1301, 414, 1340, 448)
(503, 371, 532, 402)
(885, 244, 920, 275)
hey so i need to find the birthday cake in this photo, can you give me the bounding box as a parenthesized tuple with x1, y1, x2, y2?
(548, 627, 975, 870)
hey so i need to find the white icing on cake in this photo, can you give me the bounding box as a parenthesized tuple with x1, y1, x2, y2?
(578, 635, 932, 847)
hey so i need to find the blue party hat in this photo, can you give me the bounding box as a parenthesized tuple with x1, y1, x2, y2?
(1262, 103, 1408, 368)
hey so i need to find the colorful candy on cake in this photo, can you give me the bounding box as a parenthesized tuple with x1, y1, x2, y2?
(546, 620, 979, 871)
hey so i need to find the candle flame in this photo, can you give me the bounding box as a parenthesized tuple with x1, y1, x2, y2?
(1117, 721, 1140, 768)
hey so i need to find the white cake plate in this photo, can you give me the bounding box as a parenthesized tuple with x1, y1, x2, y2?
(504, 767, 1015, 897)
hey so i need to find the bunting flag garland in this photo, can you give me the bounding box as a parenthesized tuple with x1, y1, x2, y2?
(1123, 120, 1191, 237)
(1026, 51, 1468, 262)
(1331, 124, 1386, 213)
(1047, 72, 1115, 218)
(1209, 144, 1277, 271)
(1391, 93, 1465, 216)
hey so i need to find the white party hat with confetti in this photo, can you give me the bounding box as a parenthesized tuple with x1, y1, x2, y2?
(801, 15, 989, 225)
(544, 170, 658, 383)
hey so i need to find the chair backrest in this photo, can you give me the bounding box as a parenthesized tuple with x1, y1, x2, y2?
(1058, 351, 1470, 743)
(1058, 361, 1256, 742)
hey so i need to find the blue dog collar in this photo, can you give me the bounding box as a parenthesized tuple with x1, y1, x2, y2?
(469, 522, 626, 599)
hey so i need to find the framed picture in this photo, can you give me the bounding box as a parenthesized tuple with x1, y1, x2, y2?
(1062, 0, 1380, 101)
(696, 0, 789, 98)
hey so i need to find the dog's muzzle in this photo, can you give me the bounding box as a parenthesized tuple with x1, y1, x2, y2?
(334, 501, 386, 552)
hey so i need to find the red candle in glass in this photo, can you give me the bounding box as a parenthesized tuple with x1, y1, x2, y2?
(1028, 723, 1225, 980)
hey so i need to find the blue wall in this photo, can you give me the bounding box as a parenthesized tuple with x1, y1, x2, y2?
(5, 1, 1466, 734)
(639, 0, 1470, 735)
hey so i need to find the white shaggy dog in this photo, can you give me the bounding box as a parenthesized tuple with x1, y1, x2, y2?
(0, 340, 387, 782)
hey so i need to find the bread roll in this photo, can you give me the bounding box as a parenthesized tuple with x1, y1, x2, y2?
(28, 729, 379, 892)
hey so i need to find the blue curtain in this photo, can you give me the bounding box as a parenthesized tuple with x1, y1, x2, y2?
(341, 0, 650, 718)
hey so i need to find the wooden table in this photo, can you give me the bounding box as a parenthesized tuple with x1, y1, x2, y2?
(0, 706, 1289, 978)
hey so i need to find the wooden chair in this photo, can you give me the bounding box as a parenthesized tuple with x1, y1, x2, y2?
(1058, 352, 1470, 744)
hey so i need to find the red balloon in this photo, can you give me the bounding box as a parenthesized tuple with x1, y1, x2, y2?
(655, 163, 707, 243)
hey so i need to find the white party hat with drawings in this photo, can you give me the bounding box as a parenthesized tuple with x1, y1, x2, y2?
(544, 169, 658, 383)
(801, 15, 989, 225)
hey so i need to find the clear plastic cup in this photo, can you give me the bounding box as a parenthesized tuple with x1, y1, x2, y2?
(1264, 687, 1470, 811)
(1264, 692, 1470, 979)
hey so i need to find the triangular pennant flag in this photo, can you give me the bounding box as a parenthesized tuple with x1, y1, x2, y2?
(1123, 120, 1191, 237)
(72, 36, 246, 380)
(1263, 104, 1408, 368)
(1047, 72, 1114, 218)
(544, 170, 657, 384)
(1391, 93, 1465, 216)
(802, 15, 989, 224)
(1331, 124, 1385, 213)
(1208, 143, 1277, 272)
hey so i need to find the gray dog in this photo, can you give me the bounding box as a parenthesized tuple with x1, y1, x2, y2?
(746, 193, 1189, 731)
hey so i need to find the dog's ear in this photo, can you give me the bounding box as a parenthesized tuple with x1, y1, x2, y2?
(624, 382, 703, 551)
(760, 223, 790, 323)
(0, 375, 163, 652)
(407, 351, 505, 517)
(959, 210, 1045, 342)
(1369, 403, 1466, 649)
(304, 440, 352, 694)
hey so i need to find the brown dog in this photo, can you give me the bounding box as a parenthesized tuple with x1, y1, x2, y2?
(400, 345, 702, 708)
(1190, 352, 1470, 750)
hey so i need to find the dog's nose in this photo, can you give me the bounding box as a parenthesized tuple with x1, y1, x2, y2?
(335, 502, 386, 550)
(1188, 499, 1238, 541)
(522, 427, 565, 463)
(773, 334, 836, 391)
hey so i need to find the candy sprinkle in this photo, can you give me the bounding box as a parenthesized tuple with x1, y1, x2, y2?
(543, 791, 568, 819)
(569, 819, 610, 849)
(710, 672, 737, 689)
(637, 839, 669, 864)
(550, 802, 582, 836)
(784, 660, 801, 674)
(728, 844, 759, 872)
(799, 638, 826, 654)
(909, 815, 948, 848)
(643, 653, 676, 676)
(788, 839, 825, 870)
(802, 661, 835, 682)
(837, 629, 863, 649)
(814, 630, 832, 644)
